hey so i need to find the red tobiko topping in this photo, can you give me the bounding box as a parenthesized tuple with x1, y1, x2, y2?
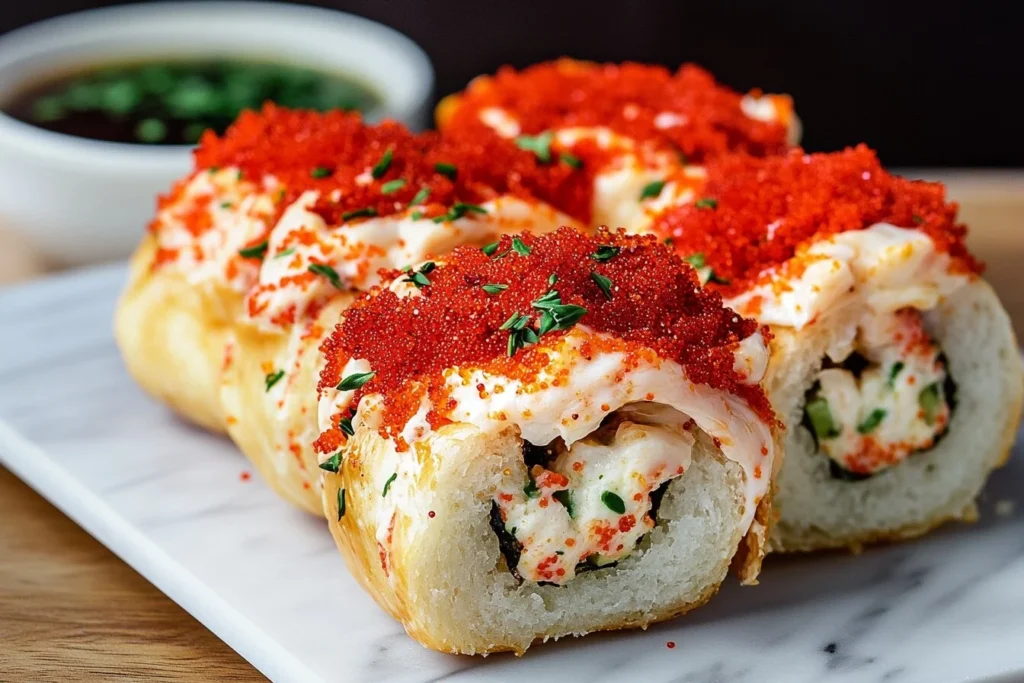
(315, 227, 773, 453)
(440, 60, 792, 163)
(653, 145, 982, 296)
(188, 103, 592, 225)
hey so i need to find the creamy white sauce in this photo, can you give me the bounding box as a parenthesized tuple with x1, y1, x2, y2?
(245, 194, 576, 331)
(152, 168, 276, 291)
(725, 224, 969, 330)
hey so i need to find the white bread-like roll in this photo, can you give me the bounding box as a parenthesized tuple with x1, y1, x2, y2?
(771, 279, 1022, 550)
(646, 146, 1023, 552)
(316, 228, 779, 653)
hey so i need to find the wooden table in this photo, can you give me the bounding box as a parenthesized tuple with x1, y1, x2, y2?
(1, 173, 1021, 680)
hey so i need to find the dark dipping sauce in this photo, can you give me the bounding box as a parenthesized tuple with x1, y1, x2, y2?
(3, 59, 382, 145)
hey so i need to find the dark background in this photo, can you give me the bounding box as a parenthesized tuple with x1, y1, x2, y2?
(3, 0, 1019, 167)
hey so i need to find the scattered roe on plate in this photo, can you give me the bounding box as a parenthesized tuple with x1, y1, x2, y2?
(315, 227, 774, 453)
(438, 59, 792, 162)
(653, 145, 983, 296)
(186, 103, 593, 225)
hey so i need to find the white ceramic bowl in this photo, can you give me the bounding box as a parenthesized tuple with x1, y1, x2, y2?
(0, 2, 433, 266)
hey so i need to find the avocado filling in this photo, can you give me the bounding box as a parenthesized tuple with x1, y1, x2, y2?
(803, 309, 956, 480)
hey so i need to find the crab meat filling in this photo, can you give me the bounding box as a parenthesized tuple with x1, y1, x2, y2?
(803, 309, 955, 479)
(491, 407, 697, 585)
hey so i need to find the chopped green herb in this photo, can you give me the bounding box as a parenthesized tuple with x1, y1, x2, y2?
(912, 215, 925, 225)
(805, 397, 841, 440)
(337, 488, 346, 520)
(403, 261, 436, 288)
(432, 202, 488, 223)
(337, 370, 375, 392)
(411, 210, 424, 221)
(601, 491, 626, 514)
(371, 148, 393, 179)
(523, 480, 540, 498)
(639, 180, 666, 201)
(515, 130, 554, 163)
(559, 152, 583, 169)
(590, 245, 620, 262)
(548, 273, 558, 286)
(381, 178, 406, 194)
(481, 241, 501, 256)
(434, 162, 457, 179)
(857, 408, 888, 434)
(382, 472, 398, 497)
(663, 236, 674, 246)
(552, 489, 574, 518)
(695, 197, 719, 210)
(482, 283, 509, 295)
(310, 166, 332, 178)
(236, 170, 244, 181)
(219, 201, 233, 209)
(919, 383, 943, 426)
(341, 207, 377, 222)
(500, 312, 531, 331)
(684, 253, 706, 268)
(264, 369, 285, 391)
(339, 416, 354, 437)
(531, 288, 588, 333)
(887, 361, 906, 387)
(512, 237, 531, 256)
(319, 452, 342, 473)
(591, 271, 614, 300)
(238, 240, 268, 259)
(409, 186, 430, 206)
(273, 247, 296, 259)
(308, 263, 343, 289)
(707, 271, 732, 285)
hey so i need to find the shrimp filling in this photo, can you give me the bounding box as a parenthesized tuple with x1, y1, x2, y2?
(803, 309, 955, 479)
(491, 406, 698, 585)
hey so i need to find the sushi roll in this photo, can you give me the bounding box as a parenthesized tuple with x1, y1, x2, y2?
(315, 227, 780, 653)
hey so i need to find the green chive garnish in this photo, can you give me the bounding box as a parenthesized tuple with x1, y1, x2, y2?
(481, 241, 501, 256)
(404, 261, 436, 288)
(548, 273, 558, 286)
(220, 201, 233, 209)
(238, 240, 269, 259)
(273, 247, 296, 259)
(601, 491, 626, 514)
(382, 472, 398, 497)
(409, 187, 430, 206)
(512, 237, 531, 256)
(919, 383, 943, 426)
(553, 489, 574, 517)
(337, 488, 346, 520)
(311, 166, 332, 178)
(411, 210, 424, 221)
(482, 283, 509, 294)
(308, 263, 343, 289)
(337, 371, 375, 391)
(339, 416, 354, 437)
(685, 253, 707, 268)
(591, 272, 614, 300)
(888, 361, 906, 388)
(371, 149, 393, 179)
(559, 152, 583, 169)
(432, 202, 488, 224)
(805, 397, 841, 440)
(857, 408, 888, 434)
(319, 452, 342, 473)
(434, 162, 457, 179)
(341, 207, 377, 222)
(640, 180, 666, 200)
(523, 480, 540, 499)
(515, 131, 554, 163)
(912, 215, 925, 225)
(500, 312, 531, 331)
(264, 369, 284, 391)
(695, 197, 718, 210)
(590, 245, 620, 262)
(381, 178, 406, 194)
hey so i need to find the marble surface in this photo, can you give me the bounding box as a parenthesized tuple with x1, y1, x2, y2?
(2, 264, 1023, 683)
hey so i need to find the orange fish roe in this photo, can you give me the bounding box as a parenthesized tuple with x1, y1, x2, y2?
(654, 145, 983, 296)
(441, 60, 791, 163)
(315, 227, 773, 453)
(190, 103, 592, 226)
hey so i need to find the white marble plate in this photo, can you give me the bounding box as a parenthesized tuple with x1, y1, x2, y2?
(2, 264, 1023, 683)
